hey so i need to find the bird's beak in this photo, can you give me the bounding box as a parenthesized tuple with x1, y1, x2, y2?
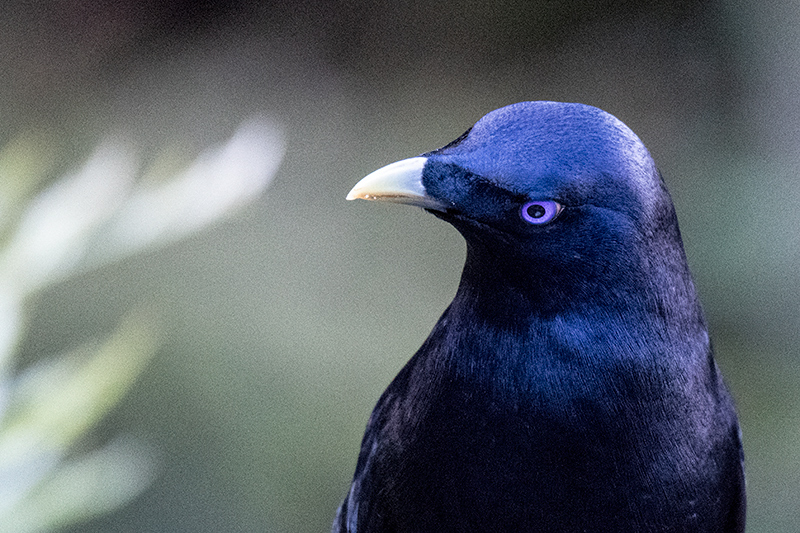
(346, 156, 448, 210)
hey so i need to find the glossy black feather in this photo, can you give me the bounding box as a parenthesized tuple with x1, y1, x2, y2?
(337, 102, 745, 532)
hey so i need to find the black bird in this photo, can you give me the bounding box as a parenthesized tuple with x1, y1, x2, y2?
(336, 102, 745, 532)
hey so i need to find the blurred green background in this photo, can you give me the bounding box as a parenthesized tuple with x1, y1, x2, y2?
(2, 1, 798, 531)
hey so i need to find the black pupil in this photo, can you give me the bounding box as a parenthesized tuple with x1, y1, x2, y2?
(527, 204, 545, 219)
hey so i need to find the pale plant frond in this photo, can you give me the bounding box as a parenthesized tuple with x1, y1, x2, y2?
(0, 118, 285, 532)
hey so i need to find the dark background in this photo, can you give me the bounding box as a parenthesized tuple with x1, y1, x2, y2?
(4, 1, 798, 531)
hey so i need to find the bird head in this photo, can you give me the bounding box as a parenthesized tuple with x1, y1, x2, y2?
(348, 102, 691, 316)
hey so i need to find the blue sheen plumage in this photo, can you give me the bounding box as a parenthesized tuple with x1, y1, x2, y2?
(337, 102, 745, 532)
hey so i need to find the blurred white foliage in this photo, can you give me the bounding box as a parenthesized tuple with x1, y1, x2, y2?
(1, 141, 136, 297)
(90, 117, 285, 262)
(0, 118, 285, 532)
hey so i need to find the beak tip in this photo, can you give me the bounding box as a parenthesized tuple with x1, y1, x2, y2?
(346, 156, 429, 206)
(346, 186, 370, 201)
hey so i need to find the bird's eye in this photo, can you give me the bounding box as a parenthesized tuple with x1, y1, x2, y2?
(520, 200, 562, 225)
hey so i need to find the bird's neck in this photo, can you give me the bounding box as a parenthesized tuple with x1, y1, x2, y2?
(455, 234, 707, 331)
(433, 253, 711, 397)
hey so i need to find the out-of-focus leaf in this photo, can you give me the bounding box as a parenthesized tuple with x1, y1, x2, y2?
(0, 437, 155, 533)
(84, 117, 286, 266)
(0, 313, 157, 514)
(0, 290, 22, 377)
(0, 132, 60, 236)
(0, 116, 286, 532)
(0, 139, 136, 295)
